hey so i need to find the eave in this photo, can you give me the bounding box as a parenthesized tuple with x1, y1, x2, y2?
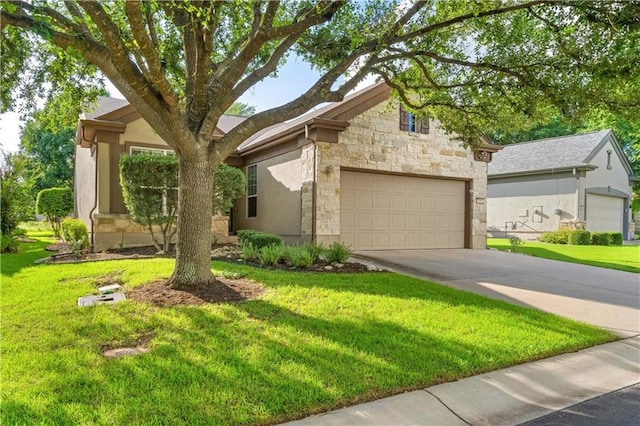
(76, 119, 127, 148)
(488, 165, 597, 179)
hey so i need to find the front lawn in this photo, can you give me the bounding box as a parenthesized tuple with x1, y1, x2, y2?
(2, 236, 616, 425)
(488, 238, 640, 273)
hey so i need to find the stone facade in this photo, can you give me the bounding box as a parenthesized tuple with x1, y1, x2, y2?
(93, 213, 231, 251)
(309, 102, 488, 249)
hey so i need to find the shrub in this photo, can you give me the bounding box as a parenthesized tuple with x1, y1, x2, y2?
(609, 232, 623, 245)
(568, 230, 591, 245)
(61, 218, 89, 243)
(591, 232, 610, 246)
(539, 230, 570, 244)
(0, 232, 19, 253)
(324, 241, 352, 263)
(508, 235, 524, 252)
(237, 229, 259, 246)
(258, 244, 282, 266)
(290, 247, 314, 268)
(240, 242, 259, 262)
(303, 242, 325, 263)
(279, 245, 296, 266)
(237, 229, 283, 249)
(36, 187, 73, 238)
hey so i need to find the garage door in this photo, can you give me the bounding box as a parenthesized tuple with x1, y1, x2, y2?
(340, 171, 466, 250)
(586, 194, 624, 233)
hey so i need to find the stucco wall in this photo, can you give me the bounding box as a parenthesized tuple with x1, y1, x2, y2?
(310, 102, 489, 249)
(585, 140, 633, 195)
(233, 149, 303, 242)
(120, 118, 167, 147)
(487, 173, 579, 238)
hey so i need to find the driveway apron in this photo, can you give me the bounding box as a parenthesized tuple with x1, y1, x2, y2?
(354, 249, 640, 337)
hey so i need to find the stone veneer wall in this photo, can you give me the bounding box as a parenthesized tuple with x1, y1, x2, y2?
(309, 102, 489, 249)
(93, 213, 231, 251)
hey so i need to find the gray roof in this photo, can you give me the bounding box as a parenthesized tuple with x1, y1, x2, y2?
(488, 129, 613, 176)
(85, 97, 130, 119)
(83, 96, 247, 131)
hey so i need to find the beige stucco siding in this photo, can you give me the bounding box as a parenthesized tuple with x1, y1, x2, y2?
(97, 142, 111, 214)
(309, 102, 488, 249)
(487, 174, 579, 237)
(120, 118, 167, 147)
(233, 149, 303, 241)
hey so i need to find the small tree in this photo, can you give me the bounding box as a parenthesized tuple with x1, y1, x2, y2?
(212, 164, 246, 215)
(120, 154, 179, 253)
(120, 155, 245, 252)
(35, 187, 73, 238)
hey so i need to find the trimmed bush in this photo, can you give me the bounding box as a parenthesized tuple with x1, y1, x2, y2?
(237, 229, 283, 249)
(538, 230, 570, 244)
(591, 232, 610, 246)
(609, 232, 623, 245)
(36, 187, 73, 238)
(568, 230, 591, 245)
(61, 218, 89, 244)
(324, 242, 352, 264)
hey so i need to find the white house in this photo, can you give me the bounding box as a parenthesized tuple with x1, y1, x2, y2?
(487, 130, 636, 240)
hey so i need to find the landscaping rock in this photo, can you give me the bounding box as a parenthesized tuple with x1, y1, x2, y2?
(334, 263, 344, 268)
(324, 265, 334, 271)
(366, 264, 379, 271)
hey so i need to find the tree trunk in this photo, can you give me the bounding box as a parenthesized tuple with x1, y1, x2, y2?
(167, 157, 216, 288)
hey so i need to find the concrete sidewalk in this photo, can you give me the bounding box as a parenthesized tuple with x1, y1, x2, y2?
(284, 337, 640, 425)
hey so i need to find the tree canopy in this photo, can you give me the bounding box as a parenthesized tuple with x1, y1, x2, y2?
(2, 0, 639, 286)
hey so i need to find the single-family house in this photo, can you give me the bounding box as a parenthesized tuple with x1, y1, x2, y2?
(75, 83, 500, 251)
(486, 130, 636, 240)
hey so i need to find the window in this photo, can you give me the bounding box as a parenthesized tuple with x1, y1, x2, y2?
(130, 146, 175, 156)
(247, 164, 257, 218)
(399, 105, 429, 134)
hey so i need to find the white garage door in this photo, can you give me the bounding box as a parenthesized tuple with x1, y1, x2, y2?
(340, 171, 466, 250)
(586, 194, 624, 233)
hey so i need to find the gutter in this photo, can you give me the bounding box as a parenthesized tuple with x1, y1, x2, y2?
(488, 165, 597, 180)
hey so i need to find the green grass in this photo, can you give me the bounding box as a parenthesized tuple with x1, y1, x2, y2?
(488, 238, 640, 273)
(2, 236, 616, 425)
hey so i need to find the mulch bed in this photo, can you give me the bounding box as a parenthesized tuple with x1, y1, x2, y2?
(127, 277, 266, 307)
(42, 242, 374, 307)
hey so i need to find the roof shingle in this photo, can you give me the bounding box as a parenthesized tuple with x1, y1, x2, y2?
(488, 130, 611, 176)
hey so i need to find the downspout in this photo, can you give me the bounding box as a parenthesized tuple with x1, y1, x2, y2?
(305, 125, 317, 242)
(82, 125, 99, 250)
(573, 167, 580, 222)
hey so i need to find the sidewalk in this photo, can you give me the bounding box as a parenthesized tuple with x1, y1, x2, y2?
(284, 336, 640, 425)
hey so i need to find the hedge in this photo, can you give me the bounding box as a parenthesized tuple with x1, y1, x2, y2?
(539, 230, 570, 244)
(237, 229, 283, 249)
(591, 232, 610, 246)
(568, 230, 591, 245)
(609, 232, 623, 245)
(61, 218, 89, 245)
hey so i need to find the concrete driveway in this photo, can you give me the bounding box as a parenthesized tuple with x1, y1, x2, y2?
(354, 249, 640, 337)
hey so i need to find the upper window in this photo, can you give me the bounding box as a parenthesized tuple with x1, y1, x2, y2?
(399, 105, 429, 134)
(247, 164, 257, 218)
(131, 146, 175, 156)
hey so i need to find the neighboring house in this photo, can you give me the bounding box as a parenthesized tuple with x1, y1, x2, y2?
(486, 130, 637, 240)
(75, 83, 500, 251)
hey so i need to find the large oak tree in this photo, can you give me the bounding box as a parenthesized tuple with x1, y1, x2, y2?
(2, 0, 639, 287)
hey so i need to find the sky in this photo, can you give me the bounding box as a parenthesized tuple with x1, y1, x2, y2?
(0, 55, 367, 153)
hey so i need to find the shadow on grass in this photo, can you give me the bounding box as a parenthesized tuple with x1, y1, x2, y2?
(4, 272, 614, 425)
(1, 239, 52, 277)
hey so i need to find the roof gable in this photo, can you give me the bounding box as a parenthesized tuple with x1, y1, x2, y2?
(487, 130, 626, 176)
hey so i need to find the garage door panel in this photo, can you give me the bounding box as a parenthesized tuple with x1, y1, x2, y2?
(586, 194, 624, 233)
(341, 171, 466, 250)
